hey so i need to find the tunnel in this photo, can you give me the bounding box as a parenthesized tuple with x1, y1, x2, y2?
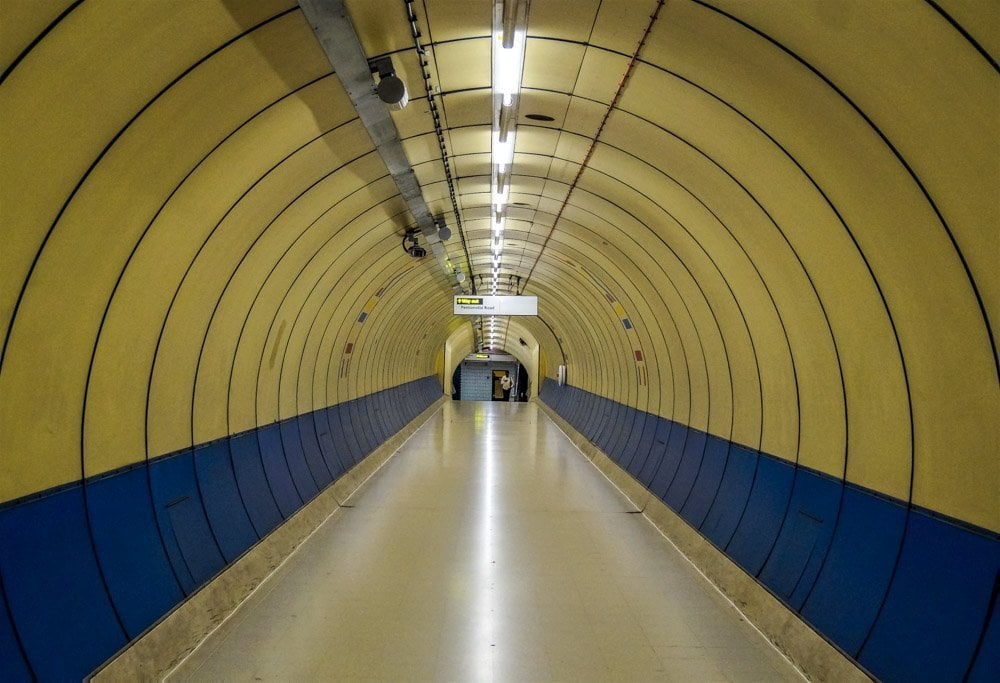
(0, 0, 997, 680)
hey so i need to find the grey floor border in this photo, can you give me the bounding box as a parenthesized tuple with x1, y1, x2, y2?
(90, 395, 447, 682)
(536, 399, 872, 683)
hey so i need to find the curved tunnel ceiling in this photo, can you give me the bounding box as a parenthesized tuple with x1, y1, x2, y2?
(1, 0, 997, 548)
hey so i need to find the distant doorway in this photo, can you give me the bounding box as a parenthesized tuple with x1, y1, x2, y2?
(452, 353, 523, 401)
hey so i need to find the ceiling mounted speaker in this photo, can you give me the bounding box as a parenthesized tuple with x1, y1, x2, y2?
(377, 74, 408, 110)
(437, 225, 452, 241)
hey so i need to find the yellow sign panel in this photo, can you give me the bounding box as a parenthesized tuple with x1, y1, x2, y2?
(453, 295, 537, 315)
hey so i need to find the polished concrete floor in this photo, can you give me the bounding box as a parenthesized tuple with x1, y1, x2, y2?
(170, 401, 803, 682)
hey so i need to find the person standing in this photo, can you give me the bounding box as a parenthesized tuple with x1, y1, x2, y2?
(500, 371, 513, 401)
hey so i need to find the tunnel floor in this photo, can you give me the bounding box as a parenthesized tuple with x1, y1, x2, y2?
(168, 401, 802, 682)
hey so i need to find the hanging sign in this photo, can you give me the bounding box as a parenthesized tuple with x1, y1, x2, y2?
(454, 295, 537, 316)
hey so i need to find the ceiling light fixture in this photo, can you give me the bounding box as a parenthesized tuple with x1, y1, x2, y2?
(490, 0, 527, 303)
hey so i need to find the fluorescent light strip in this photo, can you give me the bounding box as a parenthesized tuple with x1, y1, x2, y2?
(490, 1, 527, 299)
(494, 28, 524, 99)
(492, 132, 515, 167)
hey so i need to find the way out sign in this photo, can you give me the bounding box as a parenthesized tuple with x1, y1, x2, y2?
(454, 295, 538, 316)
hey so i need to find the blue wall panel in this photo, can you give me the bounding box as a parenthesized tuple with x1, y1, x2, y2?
(349, 399, 374, 457)
(294, 416, 334, 489)
(678, 434, 729, 528)
(308, 410, 346, 482)
(649, 421, 688, 500)
(560, 384, 572, 411)
(380, 390, 396, 435)
(625, 412, 657, 480)
(569, 387, 591, 433)
(800, 486, 906, 655)
(372, 391, 390, 441)
(664, 428, 707, 512)
(229, 430, 287, 530)
(591, 396, 612, 451)
(338, 400, 365, 465)
(540, 380, 560, 411)
(371, 392, 387, 443)
(595, 399, 620, 454)
(366, 394, 384, 450)
(150, 451, 226, 592)
(637, 417, 672, 488)
(378, 391, 395, 441)
(320, 405, 352, 472)
(758, 471, 842, 609)
(700, 444, 758, 549)
(725, 456, 795, 575)
(381, 389, 397, 433)
(253, 425, 304, 516)
(279, 419, 325, 496)
(0, 584, 32, 682)
(564, 386, 583, 430)
(585, 393, 602, 438)
(859, 511, 999, 682)
(617, 409, 646, 471)
(86, 466, 184, 636)
(0, 486, 126, 682)
(259, 423, 315, 503)
(611, 404, 634, 462)
(574, 388, 592, 433)
(968, 596, 999, 683)
(193, 441, 259, 563)
(362, 394, 380, 449)
(607, 404, 632, 465)
(609, 406, 637, 465)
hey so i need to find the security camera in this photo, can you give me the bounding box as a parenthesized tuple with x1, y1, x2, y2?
(402, 230, 425, 258)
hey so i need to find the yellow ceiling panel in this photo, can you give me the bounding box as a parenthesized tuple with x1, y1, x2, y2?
(424, 0, 492, 42)
(446, 124, 490, 157)
(935, 0, 1000, 59)
(434, 37, 491, 92)
(522, 39, 586, 93)
(573, 47, 630, 104)
(516, 126, 560, 156)
(403, 132, 445, 166)
(516, 89, 571, 125)
(527, 0, 599, 42)
(452, 151, 491, 182)
(0, 0, 72, 73)
(513, 155, 555, 185)
(439, 89, 492, 127)
(590, 0, 662, 55)
(455, 173, 491, 200)
(559, 96, 606, 142)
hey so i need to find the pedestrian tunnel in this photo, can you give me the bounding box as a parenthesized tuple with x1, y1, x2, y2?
(0, 1, 996, 681)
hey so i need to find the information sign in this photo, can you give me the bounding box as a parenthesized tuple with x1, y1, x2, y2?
(453, 295, 538, 316)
